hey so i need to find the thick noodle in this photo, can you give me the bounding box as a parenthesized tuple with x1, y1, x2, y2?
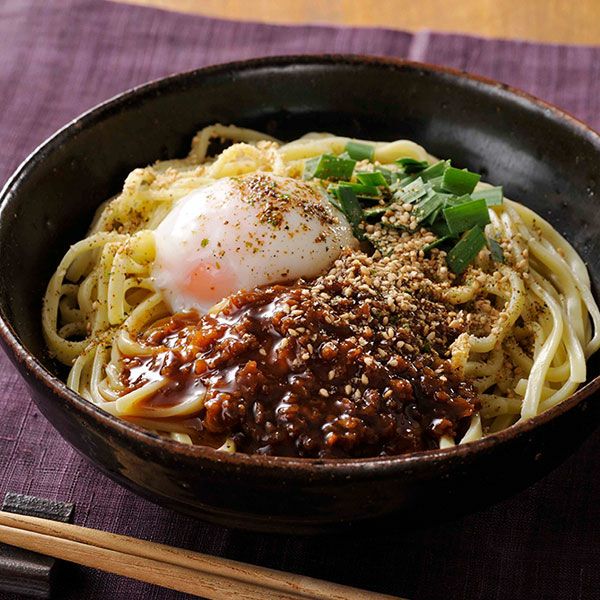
(42, 124, 600, 449)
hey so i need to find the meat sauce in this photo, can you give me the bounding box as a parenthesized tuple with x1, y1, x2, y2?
(121, 280, 479, 458)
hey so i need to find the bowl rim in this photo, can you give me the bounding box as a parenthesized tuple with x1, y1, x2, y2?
(1, 53, 600, 475)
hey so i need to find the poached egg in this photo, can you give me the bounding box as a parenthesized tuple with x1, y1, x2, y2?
(153, 173, 358, 313)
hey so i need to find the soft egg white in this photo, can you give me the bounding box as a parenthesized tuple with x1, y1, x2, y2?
(153, 173, 358, 313)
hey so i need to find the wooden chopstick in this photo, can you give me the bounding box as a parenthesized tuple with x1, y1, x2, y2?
(0, 511, 402, 600)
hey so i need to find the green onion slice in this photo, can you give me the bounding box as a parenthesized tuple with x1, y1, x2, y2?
(413, 193, 446, 224)
(447, 226, 487, 274)
(398, 160, 449, 187)
(430, 219, 452, 238)
(396, 157, 429, 174)
(428, 175, 446, 191)
(303, 156, 320, 180)
(471, 186, 504, 206)
(423, 236, 452, 253)
(443, 198, 490, 235)
(441, 166, 481, 195)
(356, 171, 389, 187)
(375, 167, 396, 185)
(336, 185, 364, 239)
(426, 205, 443, 226)
(325, 191, 343, 212)
(420, 160, 451, 182)
(335, 182, 381, 197)
(345, 141, 375, 162)
(425, 192, 454, 224)
(445, 194, 471, 207)
(487, 237, 505, 262)
(304, 154, 356, 181)
(363, 205, 388, 219)
(394, 178, 431, 204)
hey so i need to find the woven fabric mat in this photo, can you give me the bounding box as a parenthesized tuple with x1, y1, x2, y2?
(0, 1, 599, 598)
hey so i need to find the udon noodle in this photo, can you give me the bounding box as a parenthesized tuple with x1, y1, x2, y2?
(42, 124, 600, 457)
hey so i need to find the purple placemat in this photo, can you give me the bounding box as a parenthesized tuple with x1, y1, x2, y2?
(1, 1, 599, 599)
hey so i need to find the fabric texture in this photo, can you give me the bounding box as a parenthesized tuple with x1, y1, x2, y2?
(0, 1, 599, 598)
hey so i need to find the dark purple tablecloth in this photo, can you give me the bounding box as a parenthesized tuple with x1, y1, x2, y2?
(1, 1, 599, 598)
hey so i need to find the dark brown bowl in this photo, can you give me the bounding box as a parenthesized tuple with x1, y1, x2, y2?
(1, 55, 599, 533)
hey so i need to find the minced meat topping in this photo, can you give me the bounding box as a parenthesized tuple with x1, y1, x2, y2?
(121, 224, 481, 458)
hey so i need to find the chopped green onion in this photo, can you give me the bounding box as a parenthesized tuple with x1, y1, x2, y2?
(425, 191, 454, 225)
(325, 191, 343, 212)
(430, 219, 452, 238)
(443, 198, 490, 235)
(336, 186, 364, 239)
(487, 237, 505, 262)
(356, 171, 388, 187)
(420, 160, 451, 182)
(375, 167, 396, 184)
(303, 156, 320, 180)
(441, 166, 481, 195)
(398, 160, 449, 187)
(396, 157, 429, 174)
(336, 182, 381, 197)
(446, 226, 487, 274)
(426, 205, 443, 226)
(345, 141, 375, 162)
(471, 186, 504, 206)
(304, 154, 356, 181)
(363, 205, 388, 219)
(445, 194, 471, 207)
(428, 175, 446, 191)
(413, 193, 446, 224)
(394, 177, 431, 204)
(423, 236, 452, 253)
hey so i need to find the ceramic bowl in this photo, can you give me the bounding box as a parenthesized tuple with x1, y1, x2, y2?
(1, 55, 599, 533)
